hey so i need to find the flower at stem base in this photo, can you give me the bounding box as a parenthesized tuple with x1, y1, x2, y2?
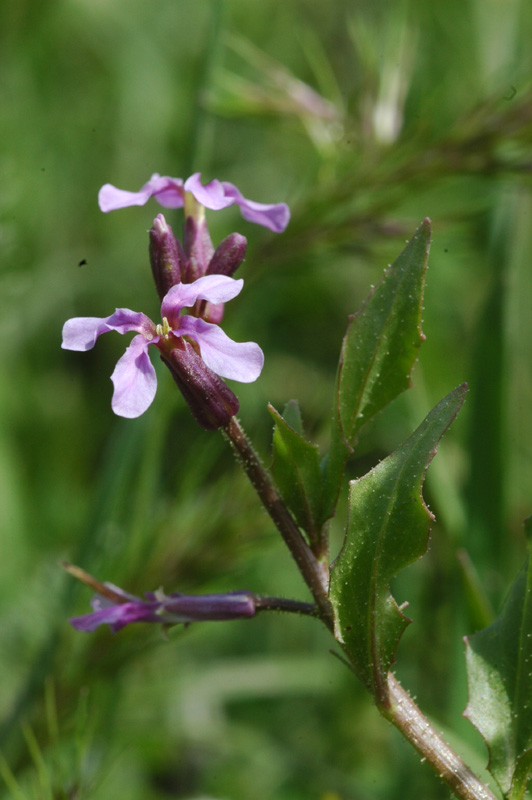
(71, 585, 258, 633)
(61, 274, 263, 423)
(63, 564, 318, 633)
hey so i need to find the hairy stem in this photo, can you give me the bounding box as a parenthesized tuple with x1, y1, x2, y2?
(254, 596, 318, 616)
(221, 416, 334, 629)
(222, 422, 493, 800)
(383, 673, 498, 800)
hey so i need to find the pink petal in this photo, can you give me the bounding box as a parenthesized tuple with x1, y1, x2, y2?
(71, 602, 159, 632)
(178, 317, 264, 383)
(161, 275, 243, 320)
(62, 317, 114, 351)
(221, 181, 290, 232)
(62, 310, 155, 352)
(105, 309, 156, 338)
(184, 173, 234, 210)
(98, 174, 185, 212)
(110, 335, 158, 418)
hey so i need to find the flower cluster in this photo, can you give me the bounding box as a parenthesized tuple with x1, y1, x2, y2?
(63, 172, 288, 426)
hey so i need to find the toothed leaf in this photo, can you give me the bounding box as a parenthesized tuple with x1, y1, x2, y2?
(329, 385, 466, 696)
(323, 220, 430, 521)
(465, 518, 532, 800)
(269, 403, 323, 540)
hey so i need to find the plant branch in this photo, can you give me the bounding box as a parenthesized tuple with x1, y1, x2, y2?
(383, 673, 498, 800)
(221, 416, 334, 630)
(254, 596, 318, 617)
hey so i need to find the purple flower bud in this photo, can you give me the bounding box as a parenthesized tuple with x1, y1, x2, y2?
(207, 233, 247, 278)
(177, 234, 248, 324)
(161, 340, 240, 430)
(182, 215, 215, 282)
(70, 583, 258, 633)
(149, 214, 188, 301)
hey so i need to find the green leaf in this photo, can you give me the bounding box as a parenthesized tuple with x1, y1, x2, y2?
(464, 518, 532, 800)
(269, 402, 324, 542)
(329, 384, 466, 698)
(323, 219, 430, 521)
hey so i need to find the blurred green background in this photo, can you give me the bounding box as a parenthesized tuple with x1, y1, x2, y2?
(2, 0, 532, 797)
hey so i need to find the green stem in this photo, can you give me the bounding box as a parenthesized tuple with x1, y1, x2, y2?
(223, 420, 495, 800)
(254, 596, 318, 617)
(383, 673, 498, 800)
(221, 416, 334, 630)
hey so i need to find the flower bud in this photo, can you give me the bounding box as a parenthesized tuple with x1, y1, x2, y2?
(207, 233, 247, 277)
(149, 214, 187, 301)
(183, 215, 215, 282)
(161, 340, 239, 430)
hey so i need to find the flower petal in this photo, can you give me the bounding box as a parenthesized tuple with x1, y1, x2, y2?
(184, 173, 290, 231)
(62, 309, 155, 352)
(161, 275, 243, 319)
(62, 317, 115, 351)
(110, 335, 157, 418)
(98, 174, 185, 212)
(221, 181, 290, 232)
(178, 317, 264, 383)
(105, 309, 156, 338)
(71, 601, 159, 632)
(184, 173, 234, 210)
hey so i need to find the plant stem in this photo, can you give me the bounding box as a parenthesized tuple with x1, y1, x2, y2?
(221, 416, 334, 630)
(383, 673, 498, 800)
(254, 596, 318, 617)
(222, 422, 494, 800)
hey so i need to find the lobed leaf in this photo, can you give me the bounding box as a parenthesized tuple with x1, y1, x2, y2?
(329, 385, 467, 698)
(269, 402, 324, 543)
(323, 219, 430, 521)
(464, 518, 532, 800)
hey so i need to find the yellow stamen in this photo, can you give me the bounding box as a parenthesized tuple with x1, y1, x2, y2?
(156, 317, 172, 337)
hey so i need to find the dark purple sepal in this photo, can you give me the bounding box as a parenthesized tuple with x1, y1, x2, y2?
(70, 588, 257, 633)
(162, 341, 239, 430)
(162, 592, 257, 621)
(183, 216, 215, 281)
(149, 214, 188, 301)
(206, 233, 247, 277)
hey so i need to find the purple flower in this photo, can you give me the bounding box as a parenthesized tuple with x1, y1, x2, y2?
(70, 584, 257, 633)
(98, 172, 290, 233)
(61, 274, 264, 419)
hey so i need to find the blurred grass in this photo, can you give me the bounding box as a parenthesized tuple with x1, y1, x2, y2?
(1, 0, 532, 798)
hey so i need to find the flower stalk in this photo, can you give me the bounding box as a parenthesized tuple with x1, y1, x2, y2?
(63, 563, 317, 633)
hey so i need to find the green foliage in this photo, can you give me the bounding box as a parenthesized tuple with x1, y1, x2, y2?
(269, 402, 324, 545)
(2, 0, 532, 797)
(465, 517, 532, 800)
(330, 385, 466, 697)
(323, 219, 430, 520)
